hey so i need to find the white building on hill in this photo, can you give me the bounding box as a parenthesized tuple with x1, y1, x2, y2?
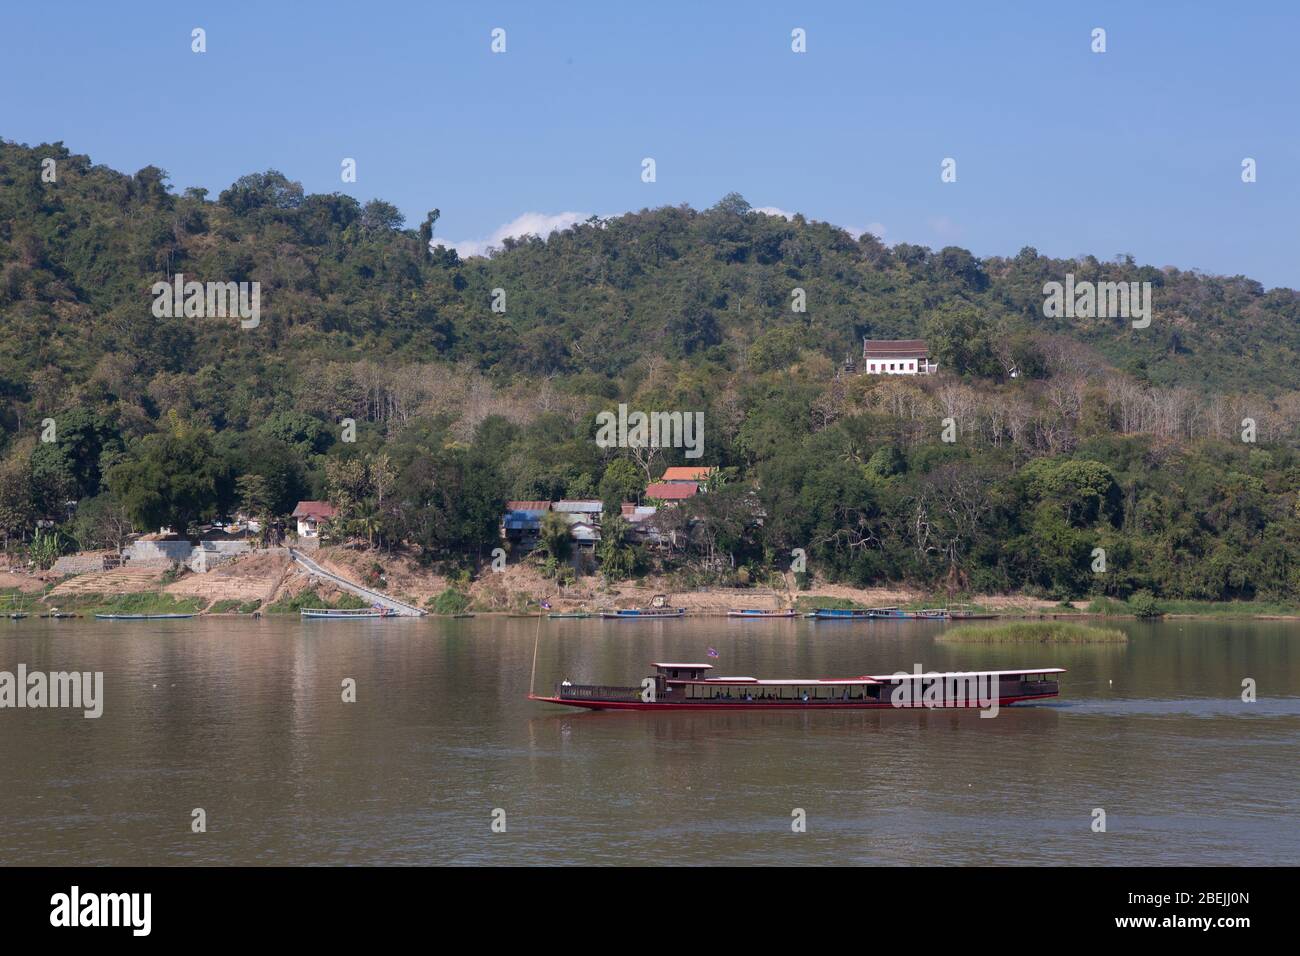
(862, 339, 937, 375)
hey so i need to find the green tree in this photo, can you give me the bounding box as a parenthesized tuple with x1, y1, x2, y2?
(538, 511, 572, 562)
(105, 426, 228, 533)
(599, 458, 643, 516)
(596, 515, 641, 581)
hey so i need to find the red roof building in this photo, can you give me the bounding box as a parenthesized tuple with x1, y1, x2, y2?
(861, 339, 937, 375)
(644, 482, 699, 502)
(660, 466, 717, 484)
(291, 501, 337, 539)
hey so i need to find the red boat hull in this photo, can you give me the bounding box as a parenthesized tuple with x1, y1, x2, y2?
(527, 693, 1058, 711)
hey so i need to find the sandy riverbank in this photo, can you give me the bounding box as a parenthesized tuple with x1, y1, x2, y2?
(8, 546, 1298, 618)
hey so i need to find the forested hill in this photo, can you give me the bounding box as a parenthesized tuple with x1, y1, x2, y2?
(3, 136, 1300, 411)
(3, 137, 1300, 604)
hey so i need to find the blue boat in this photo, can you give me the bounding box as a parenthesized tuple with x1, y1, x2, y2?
(869, 607, 949, 620)
(811, 608, 880, 620)
(600, 607, 685, 619)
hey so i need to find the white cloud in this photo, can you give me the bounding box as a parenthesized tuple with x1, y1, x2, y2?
(440, 211, 591, 258)
(927, 216, 961, 240)
(756, 206, 887, 243)
(847, 222, 888, 242)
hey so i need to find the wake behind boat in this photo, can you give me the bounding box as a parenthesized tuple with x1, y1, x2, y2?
(530, 662, 1063, 711)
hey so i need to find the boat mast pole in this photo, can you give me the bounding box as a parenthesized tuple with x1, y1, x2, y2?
(528, 610, 542, 697)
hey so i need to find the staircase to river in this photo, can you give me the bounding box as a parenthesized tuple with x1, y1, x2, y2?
(287, 548, 426, 616)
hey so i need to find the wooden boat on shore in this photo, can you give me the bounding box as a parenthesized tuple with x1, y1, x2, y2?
(599, 606, 685, 619)
(530, 662, 1064, 711)
(300, 607, 392, 619)
(811, 606, 950, 620)
(94, 613, 198, 620)
(870, 607, 949, 620)
(948, 605, 997, 620)
(727, 608, 797, 618)
(601, 594, 683, 619)
(811, 607, 877, 620)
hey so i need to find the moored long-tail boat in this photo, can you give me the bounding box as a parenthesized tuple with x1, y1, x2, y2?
(868, 607, 949, 620)
(530, 662, 1064, 711)
(599, 606, 685, 619)
(811, 607, 882, 620)
(727, 608, 797, 618)
(300, 607, 392, 619)
(94, 613, 198, 620)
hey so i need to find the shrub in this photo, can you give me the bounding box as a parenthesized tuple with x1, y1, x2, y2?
(430, 588, 471, 615)
(1128, 589, 1163, 618)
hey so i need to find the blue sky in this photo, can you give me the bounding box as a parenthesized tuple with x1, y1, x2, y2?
(3, 1, 1298, 286)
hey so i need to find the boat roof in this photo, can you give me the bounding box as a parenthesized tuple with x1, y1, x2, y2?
(688, 677, 883, 686)
(869, 668, 1067, 679)
(663, 667, 1066, 687)
(652, 662, 714, 669)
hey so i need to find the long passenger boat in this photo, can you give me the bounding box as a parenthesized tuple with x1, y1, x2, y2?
(530, 662, 1063, 711)
(727, 608, 797, 618)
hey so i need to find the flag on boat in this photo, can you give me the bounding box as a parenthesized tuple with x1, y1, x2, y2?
(707, 647, 719, 658)
(541, 600, 552, 610)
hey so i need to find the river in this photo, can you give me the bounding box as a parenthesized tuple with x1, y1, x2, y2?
(1, 615, 1297, 865)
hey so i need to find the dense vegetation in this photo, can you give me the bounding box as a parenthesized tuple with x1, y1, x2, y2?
(2, 137, 1299, 601)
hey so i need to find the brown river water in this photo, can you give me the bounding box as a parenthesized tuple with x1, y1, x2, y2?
(1, 615, 1297, 865)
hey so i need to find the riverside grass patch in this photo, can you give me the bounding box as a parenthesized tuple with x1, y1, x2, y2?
(264, 588, 368, 614)
(44, 592, 208, 616)
(940, 621, 1127, 644)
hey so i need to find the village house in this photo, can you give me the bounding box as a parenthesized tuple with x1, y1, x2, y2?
(862, 339, 937, 375)
(621, 502, 664, 545)
(499, 499, 664, 551)
(552, 501, 604, 549)
(660, 466, 717, 485)
(501, 501, 551, 549)
(292, 500, 337, 539)
(644, 481, 699, 504)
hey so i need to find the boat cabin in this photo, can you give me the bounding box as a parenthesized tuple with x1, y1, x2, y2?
(652, 663, 713, 680)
